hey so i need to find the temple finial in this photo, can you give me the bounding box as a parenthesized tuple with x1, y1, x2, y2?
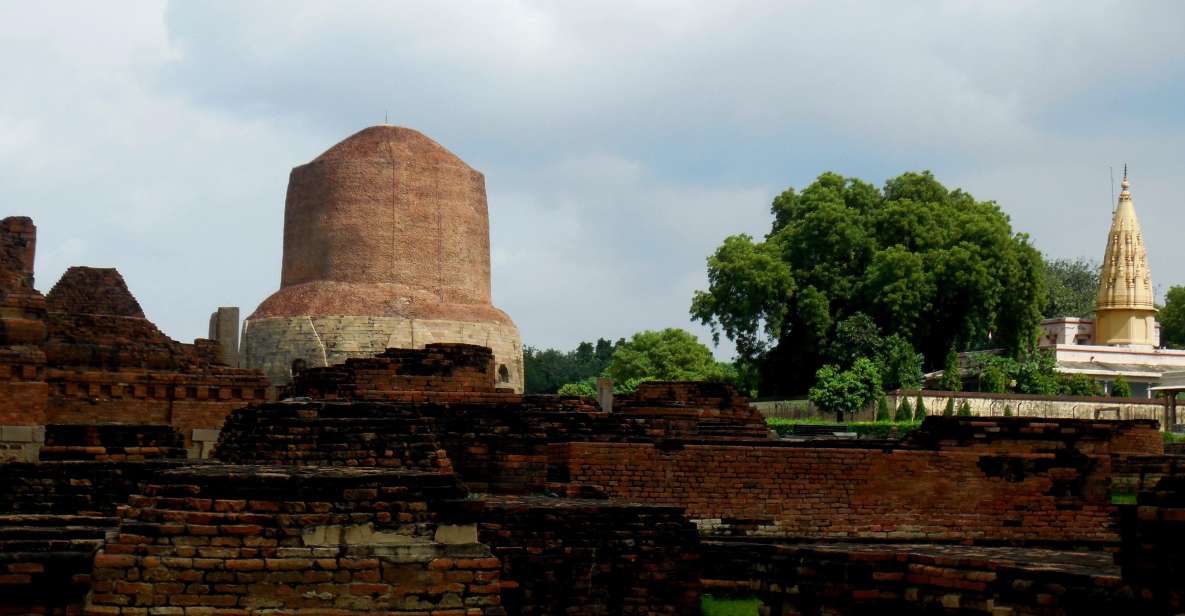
(1121, 164, 1130, 194)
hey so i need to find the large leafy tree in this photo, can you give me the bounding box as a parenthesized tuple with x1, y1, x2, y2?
(606, 328, 736, 383)
(1162, 286, 1185, 349)
(692, 171, 1045, 395)
(1042, 257, 1099, 318)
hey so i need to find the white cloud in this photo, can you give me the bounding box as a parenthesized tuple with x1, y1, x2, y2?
(2, 0, 1185, 360)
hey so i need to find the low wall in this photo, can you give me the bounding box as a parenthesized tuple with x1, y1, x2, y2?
(551, 418, 1161, 546)
(886, 389, 1164, 424)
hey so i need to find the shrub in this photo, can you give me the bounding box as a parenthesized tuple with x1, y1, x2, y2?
(895, 398, 913, 422)
(1003, 404, 1013, 417)
(913, 394, 926, 421)
(943, 398, 955, 417)
(957, 400, 972, 416)
(876, 396, 891, 422)
(1112, 375, 1133, 398)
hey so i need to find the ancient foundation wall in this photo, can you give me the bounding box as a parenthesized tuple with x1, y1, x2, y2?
(86, 466, 503, 615)
(44, 368, 268, 453)
(441, 496, 702, 616)
(241, 315, 523, 391)
(553, 418, 1159, 545)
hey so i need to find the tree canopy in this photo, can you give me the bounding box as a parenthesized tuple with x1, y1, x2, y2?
(692, 171, 1044, 395)
(523, 338, 621, 394)
(606, 328, 736, 384)
(1161, 286, 1185, 349)
(1042, 257, 1099, 319)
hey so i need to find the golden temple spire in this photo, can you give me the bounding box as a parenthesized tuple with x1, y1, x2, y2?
(1095, 167, 1157, 346)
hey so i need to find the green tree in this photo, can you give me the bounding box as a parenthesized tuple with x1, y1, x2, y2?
(1003, 404, 1013, 417)
(1112, 375, 1133, 398)
(913, 394, 926, 421)
(524, 338, 623, 394)
(1161, 286, 1185, 349)
(1042, 257, 1099, 318)
(693, 171, 1046, 395)
(877, 335, 923, 391)
(957, 400, 972, 417)
(606, 328, 736, 384)
(809, 358, 882, 421)
(940, 348, 962, 392)
(943, 398, 955, 417)
(1059, 373, 1104, 397)
(876, 396, 891, 421)
(895, 397, 913, 422)
(557, 378, 597, 397)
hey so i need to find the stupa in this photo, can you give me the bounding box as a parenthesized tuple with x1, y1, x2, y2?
(241, 126, 523, 390)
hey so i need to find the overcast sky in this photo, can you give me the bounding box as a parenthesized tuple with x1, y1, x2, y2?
(3, 1, 1184, 359)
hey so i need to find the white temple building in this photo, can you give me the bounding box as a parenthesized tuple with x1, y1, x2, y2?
(1038, 171, 1185, 397)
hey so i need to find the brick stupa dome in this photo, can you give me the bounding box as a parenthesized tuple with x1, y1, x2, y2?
(242, 126, 523, 390)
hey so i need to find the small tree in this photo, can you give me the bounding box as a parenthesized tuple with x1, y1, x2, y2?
(876, 396, 891, 421)
(940, 348, 962, 392)
(1003, 404, 1013, 417)
(913, 394, 926, 421)
(1112, 375, 1133, 398)
(957, 400, 972, 417)
(943, 398, 955, 417)
(895, 397, 913, 422)
(809, 358, 882, 422)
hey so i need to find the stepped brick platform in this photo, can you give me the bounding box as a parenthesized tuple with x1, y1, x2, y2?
(215, 401, 451, 471)
(440, 496, 702, 616)
(0, 514, 115, 614)
(703, 541, 1134, 615)
(87, 465, 504, 615)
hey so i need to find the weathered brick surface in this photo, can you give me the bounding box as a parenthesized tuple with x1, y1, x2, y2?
(1115, 467, 1185, 613)
(0, 217, 49, 430)
(215, 401, 452, 471)
(552, 418, 1161, 545)
(704, 541, 1135, 615)
(86, 465, 505, 615)
(441, 496, 701, 616)
(39, 425, 188, 462)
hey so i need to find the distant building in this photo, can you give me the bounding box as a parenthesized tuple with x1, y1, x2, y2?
(1038, 171, 1185, 397)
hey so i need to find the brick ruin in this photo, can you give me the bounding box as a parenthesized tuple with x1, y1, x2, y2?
(4, 216, 1185, 614)
(0, 218, 270, 461)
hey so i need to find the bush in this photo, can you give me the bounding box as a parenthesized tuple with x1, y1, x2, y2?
(943, 398, 955, 417)
(1112, 375, 1133, 398)
(1058, 373, 1104, 397)
(1003, 404, 1013, 417)
(913, 394, 926, 421)
(809, 358, 882, 419)
(895, 398, 913, 422)
(957, 400, 972, 416)
(876, 396, 891, 421)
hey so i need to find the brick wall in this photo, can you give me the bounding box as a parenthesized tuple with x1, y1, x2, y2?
(86, 465, 504, 615)
(552, 417, 1159, 545)
(441, 496, 702, 616)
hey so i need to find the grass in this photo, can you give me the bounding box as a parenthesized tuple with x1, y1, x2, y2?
(701, 595, 763, 616)
(766, 417, 922, 439)
(1165, 431, 1185, 444)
